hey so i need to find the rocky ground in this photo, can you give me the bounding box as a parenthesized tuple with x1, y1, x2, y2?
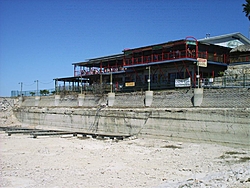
(0, 129, 249, 188)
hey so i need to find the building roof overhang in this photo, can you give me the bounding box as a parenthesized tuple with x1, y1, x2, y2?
(123, 39, 187, 54)
(72, 53, 124, 67)
(199, 32, 250, 48)
(54, 76, 89, 82)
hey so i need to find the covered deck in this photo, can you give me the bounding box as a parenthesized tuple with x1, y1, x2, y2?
(123, 37, 230, 68)
(55, 36, 232, 93)
(73, 54, 125, 77)
(54, 76, 90, 94)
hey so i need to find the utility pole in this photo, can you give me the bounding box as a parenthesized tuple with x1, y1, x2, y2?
(19, 82, 23, 96)
(34, 80, 39, 96)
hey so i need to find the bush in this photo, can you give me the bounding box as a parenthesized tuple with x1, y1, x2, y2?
(218, 71, 224, 77)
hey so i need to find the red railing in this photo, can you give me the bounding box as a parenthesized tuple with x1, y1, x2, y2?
(124, 49, 198, 66)
(74, 66, 125, 77)
(124, 50, 229, 66)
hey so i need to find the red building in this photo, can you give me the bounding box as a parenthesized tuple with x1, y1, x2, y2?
(55, 33, 250, 93)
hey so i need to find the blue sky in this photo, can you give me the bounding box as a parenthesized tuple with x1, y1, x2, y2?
(0, 0, 249, 96)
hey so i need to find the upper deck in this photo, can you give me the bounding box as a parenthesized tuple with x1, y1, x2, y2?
(73, 38, 230, 77)
(123, 38, 230, 68)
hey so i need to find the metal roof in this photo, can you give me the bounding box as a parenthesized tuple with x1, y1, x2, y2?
(54, 76, 89, 82)
(88, 53, 123, 61)
(199, 32, 250, 48)
(72, 53, 123, 66)
(123, 39, 185, 53)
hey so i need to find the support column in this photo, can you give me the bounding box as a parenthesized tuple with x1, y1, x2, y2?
(18, 96, 23, 105)
(78, 94, 85, 106)
(145, 91, 153, 107)
(193, 88, 203, 107)
(35, 96, 40, 106)
(107, 92, 115, 107)
(55, 95, 60, 106)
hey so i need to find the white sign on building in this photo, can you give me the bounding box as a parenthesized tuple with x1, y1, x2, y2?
(175, 77, 191, 87)
(197, 58, 207, 67)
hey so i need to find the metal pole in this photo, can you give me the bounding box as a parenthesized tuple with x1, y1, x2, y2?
(197, 62, 199, 88)
(55, 79, 58, 95)
(149, 66, 151, 91)
(19, 82, 23, 96)
(147, 66, 151, 91)
(100, 73, 102, 92)
(34, 80, 39, 96)
(80, 75, 83, 94)
(37, 80, 39, 95)
(110, 72, 113, 93)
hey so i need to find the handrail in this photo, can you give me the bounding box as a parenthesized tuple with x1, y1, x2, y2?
(123, 49, 198, 66)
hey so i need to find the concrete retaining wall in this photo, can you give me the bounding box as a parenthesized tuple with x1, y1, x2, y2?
(12, 106, 249, 147)
(16, 88, 250, 108)
(1, 88, 249, 147)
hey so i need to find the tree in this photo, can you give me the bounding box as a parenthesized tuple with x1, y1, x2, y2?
(243, 0, 250, 20)
(40, 89, 50, 96)
(30, 92, 35, 96)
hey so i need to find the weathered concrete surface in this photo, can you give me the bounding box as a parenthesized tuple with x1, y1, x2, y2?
(12, 106, 249, 147)
(193, 88, 203, 107)
(13, 88, 250, 108)
(1, 88, 249, 147)
(141, 108, 249, 147)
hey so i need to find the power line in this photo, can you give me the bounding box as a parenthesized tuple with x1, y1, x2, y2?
(23, 82, 35, 86)
(39, 80, 54, 84)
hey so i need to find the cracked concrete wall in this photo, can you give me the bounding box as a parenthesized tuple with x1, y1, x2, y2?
(12, 106, 249, 147)
(13, 107, 146, 135)
(140, 108, 249, 147)
(1, 88, 249, 147)
(20, 94, 105, 107)
(17, 88, 250, 108)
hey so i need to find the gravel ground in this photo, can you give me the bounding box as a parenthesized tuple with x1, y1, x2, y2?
(0, 131, 249, 188)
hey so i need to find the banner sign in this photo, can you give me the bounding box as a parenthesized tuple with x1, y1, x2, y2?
(197, 58, 207, 67)
(175, 77, 191, 87)
(125, 82, 135, 87)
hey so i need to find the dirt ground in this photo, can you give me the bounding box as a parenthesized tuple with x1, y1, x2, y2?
(0, 130, 249, 188)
